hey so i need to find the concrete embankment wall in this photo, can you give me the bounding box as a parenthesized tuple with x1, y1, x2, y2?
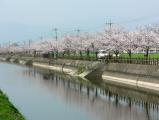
(105, 63, 159, 77)
(0, 56, 101, 78)
(32, 59, 101, 77)
(32, 62, 76, 76)
(1, 56, 159, 93)
(103, 63, 159, 92)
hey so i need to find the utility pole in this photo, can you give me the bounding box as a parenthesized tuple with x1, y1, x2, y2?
(28, 40, 31, 55)
(0, 44, 2, 53)
(9, 41, 11, 54)
(75, 29, 80, 37)
(106, 20, 114, 31)
(106, 20, 114, 37)
(53, 28, 58, 59)
(28, 40, 31, 48)
(75, 29, 81, 49)
(53, 28, 58, 42)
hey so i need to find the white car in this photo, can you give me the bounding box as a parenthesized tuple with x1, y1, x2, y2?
(97, 50, 108, 59)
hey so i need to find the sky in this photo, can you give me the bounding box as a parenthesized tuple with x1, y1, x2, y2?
(0, 0, 159, 43)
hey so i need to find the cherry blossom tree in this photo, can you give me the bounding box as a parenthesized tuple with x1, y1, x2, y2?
(2, 24, 159, 60)
(137, 26, 159, 57)
(123, 31, 139, 58)
(62, 34, 76, 56)
(103, 26, 125, 56)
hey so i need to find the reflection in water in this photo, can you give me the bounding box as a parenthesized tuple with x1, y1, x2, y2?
(22, 67, 159, 120)
(0, 63, 159, 120)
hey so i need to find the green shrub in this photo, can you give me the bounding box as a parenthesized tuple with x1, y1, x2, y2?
(77, 64, 86, 74)
(6, 57, 11, 61)
(13, 58, 19, 63)
(25, 60, 33, 66)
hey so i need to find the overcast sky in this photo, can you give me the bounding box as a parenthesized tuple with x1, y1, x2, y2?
(0, 0, 159, 43)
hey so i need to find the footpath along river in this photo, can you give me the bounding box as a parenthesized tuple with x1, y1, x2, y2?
(0, 62, 159, 120)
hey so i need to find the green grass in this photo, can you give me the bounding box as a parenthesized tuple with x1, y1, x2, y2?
(0, 90, 25, 120)
(60, 53, 159, 59)
(3, 52, 159, 62)
(59, 52, 159, 59)
(120, 53, 159, 59)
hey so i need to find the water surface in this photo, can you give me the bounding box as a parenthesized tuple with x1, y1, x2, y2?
(0, 62, 159, 120)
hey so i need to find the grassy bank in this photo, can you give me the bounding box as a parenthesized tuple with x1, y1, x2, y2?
(2, 52, 159, 61)
(0, 90, 25, 120)
(120, 53, 159, 58)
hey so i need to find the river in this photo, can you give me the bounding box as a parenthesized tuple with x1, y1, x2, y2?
(0, 62, 159, 120)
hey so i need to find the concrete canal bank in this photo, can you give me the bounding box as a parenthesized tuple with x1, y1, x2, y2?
(1, 56, 159, 93)
(0, 56, 102, 78)
(103, 63, 159, 92)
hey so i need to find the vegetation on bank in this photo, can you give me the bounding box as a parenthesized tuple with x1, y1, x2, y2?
(1, 25, 159, 59)
(120, 53, 159, 59)
(5, 52, 159, 60)
(25, 60, 33, 66)
(60, 52, 159, 59)
(2, 53, 159, 67)
(0, 90, 25, 120)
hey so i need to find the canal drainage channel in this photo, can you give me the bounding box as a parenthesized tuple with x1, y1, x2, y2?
(34, 67, 159, 113)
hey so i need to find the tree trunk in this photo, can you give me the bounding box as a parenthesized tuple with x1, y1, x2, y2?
(86, 49, 89, 58)
(95, 51, 98, 59)
(62, 51, 65, 58)
(67, 50, 70, 56)
(115, 50, 119, 57)
(56, 51, 58, 59)
(145, 47, 149, 58)
(128, 50, 132, 58)
(80, 51, 82, 57)
(33, 50, 36, 57)
(73, 51, 76, 56)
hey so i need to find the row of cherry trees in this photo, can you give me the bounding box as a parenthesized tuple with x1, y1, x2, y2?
(1, 25, 159, 58)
